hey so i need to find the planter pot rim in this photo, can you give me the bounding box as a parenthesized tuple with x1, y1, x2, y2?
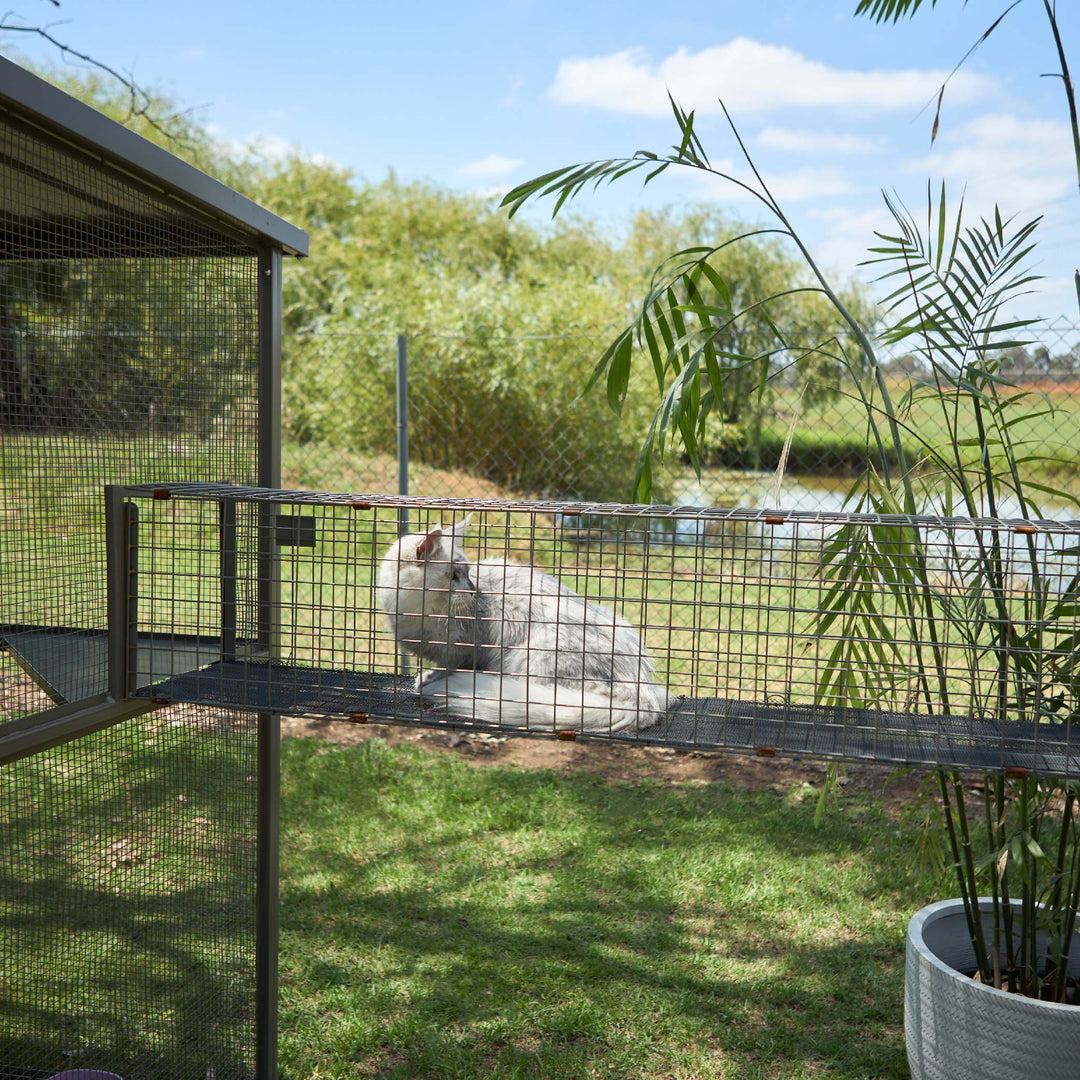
(909, 897, 1080, 1012)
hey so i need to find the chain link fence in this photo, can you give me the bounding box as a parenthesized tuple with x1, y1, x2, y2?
(282, 319, 1080, 511)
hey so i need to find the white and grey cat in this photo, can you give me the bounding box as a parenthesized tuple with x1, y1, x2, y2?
(377, 517, 668, 732)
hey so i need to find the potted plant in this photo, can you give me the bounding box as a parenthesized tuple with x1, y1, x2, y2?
(499, 3, 1080, 1074)
(809, 184, 1080, 1080)
(905, 897, 1080, 1079)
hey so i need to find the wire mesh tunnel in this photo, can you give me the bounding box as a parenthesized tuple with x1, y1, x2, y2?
(113, 483, 1080, 780)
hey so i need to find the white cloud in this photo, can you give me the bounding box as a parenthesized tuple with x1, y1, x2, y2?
(179, 46, 207, 60)
(242, 133, 296, 161)
(757, 127, 880, 155)
(549, 39, 993, 118)
(221, 131, 336, 167)
(904, 113, 1075, 218)
(806, 205, 899, 280)
(693, 161, 857, 204)
(458, 153, 524, 179)
(769, 167, 858, 201)
(499, 77, 525, 109)
(473, 184, 513, 201)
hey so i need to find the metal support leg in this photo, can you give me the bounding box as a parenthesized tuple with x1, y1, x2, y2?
(255, 710, 280, 1080)
(105, 485, 138, 701)
(221, 498, 238, 664)
(255, 244, 282, 1080)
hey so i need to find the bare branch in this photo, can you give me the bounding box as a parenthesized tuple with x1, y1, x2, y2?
(0, 17, 198, 148)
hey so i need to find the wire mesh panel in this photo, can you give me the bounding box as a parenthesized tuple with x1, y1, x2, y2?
(279, 326, 1080, 506)
(0, 62, 301, 1080)
(0, 110, 261, 721)
(115, 484, 1080, 778)
(0, 706, 259, 1080)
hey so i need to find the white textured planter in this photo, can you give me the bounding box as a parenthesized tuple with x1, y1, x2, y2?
(905, 898, 1080, 1080)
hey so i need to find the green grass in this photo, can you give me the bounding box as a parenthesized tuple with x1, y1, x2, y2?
(714, 379, 1080, 490)
(2, 724, 940, 1079)
(279, 735, 944, 1080)
(0, 717, 259, 1080)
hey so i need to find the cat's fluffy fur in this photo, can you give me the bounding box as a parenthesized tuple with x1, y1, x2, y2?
(377, 518, 668, 732)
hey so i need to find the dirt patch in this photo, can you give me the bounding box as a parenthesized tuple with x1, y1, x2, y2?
(280, 715, 929, 815)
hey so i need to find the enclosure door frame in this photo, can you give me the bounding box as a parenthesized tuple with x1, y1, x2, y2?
(254, 242, 284, 1080)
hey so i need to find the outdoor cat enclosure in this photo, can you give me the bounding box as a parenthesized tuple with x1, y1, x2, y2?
(108, 483, 1080, 780)
(4, 52, 1080, 1080)
(0, 58, 306, 1080)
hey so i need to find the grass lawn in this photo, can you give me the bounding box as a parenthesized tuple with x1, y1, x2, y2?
(278, 734, 944, 1080)
(696, 377, 1080, 497)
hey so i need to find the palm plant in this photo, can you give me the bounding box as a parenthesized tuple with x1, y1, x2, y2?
(502, 73, 1080, 1005)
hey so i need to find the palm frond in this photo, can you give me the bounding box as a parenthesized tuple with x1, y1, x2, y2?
(854, 0, 937, 23)
(501, 93, 728, 220)
(869, 186, 1042, 369)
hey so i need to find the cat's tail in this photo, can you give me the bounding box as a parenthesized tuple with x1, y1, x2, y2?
(418, 671, 668, 733)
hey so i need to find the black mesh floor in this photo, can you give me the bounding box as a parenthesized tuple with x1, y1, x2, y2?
(135, 660, 1080, 777)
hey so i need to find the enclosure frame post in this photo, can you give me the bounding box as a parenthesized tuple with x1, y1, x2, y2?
(258, 244, 283, 650)
(255, 244, 283, 1080)
(258, 247, 282, 495)
(105, 485, 138, 702)
(255, 710, 280, 1080)
(220, 499, 238, 664)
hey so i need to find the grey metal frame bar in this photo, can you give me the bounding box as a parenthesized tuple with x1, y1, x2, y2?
(0, 694, 159, 766)
(221, 500, 239, 664)
(0, 57, 308, 257)
(105, 486, 139, 702)
(255, 242, 284, 1080)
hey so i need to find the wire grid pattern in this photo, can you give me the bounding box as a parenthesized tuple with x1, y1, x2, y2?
(0, 103, 266, 1080)
(0, 109, 262, 723)
(281, 324, 1080, 505)
(0, 706, 260, 1080)
(282, 329, 641, 501)
(120, 484, 1080, 777)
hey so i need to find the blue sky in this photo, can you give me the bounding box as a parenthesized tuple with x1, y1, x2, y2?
(5, 0, 1079, 319)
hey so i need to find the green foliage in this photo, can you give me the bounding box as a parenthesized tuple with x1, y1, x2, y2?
(19, 65, 867, 496)
(822, 186, 1080, 1000)
(504, 98, 880, 500)
(252, 164, 848, 498)
(854, 0, 941, 22)
(392, 333, 657, 500)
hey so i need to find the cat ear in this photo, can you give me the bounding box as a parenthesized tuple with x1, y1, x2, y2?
(414, 528, 443, 561)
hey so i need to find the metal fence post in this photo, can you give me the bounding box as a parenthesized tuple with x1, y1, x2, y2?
(396, 333, 410, 533)
(396, 334, 413, 680)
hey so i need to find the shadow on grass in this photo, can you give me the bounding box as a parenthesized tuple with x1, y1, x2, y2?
(0, 715, 260, 1080)
(280, 737, 925, 1079)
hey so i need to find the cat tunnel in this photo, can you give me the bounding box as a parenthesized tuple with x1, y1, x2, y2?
(104, 481, 1080, 779)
